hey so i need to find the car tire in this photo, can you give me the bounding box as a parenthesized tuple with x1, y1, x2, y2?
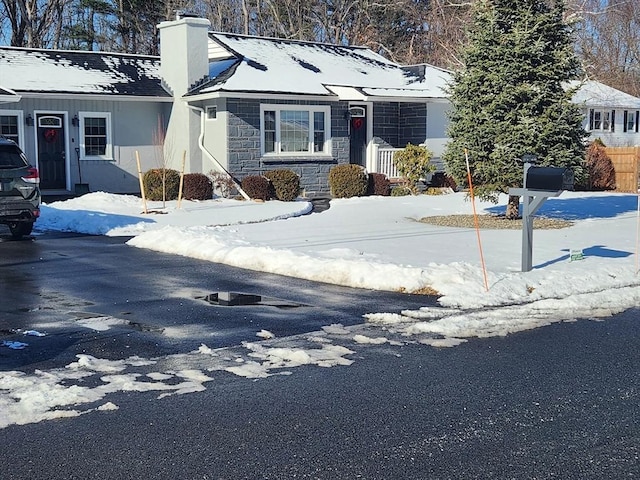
(9, 222, 34, 238)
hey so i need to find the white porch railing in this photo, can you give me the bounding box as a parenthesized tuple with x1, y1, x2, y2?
(373, 146, 403, 179)
(372, 140, 448, 179)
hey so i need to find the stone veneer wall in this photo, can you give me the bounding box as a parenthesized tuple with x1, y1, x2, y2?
(372, 102, 399, 148)
(399, 103, 427, 147)
(227, 98, 349, 196)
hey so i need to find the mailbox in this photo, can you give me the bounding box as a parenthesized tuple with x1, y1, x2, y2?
(525, 167, 574, 191)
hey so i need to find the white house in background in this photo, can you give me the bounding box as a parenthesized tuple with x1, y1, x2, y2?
(570, 80, 640, 147)
(1, 13, 639, 196)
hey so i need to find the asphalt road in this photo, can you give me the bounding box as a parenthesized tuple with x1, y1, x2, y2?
(1, 231, 638, 479)
(0, 229, 438, 371)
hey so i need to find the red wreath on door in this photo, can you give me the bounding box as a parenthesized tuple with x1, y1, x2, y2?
(351, 117, 364, 129)
(43, 128, 58, 143)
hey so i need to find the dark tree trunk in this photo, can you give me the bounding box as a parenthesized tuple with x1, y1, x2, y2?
(506, 195, 520, 219)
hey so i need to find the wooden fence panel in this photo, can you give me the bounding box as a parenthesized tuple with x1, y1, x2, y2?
(604, 147, 640, 193)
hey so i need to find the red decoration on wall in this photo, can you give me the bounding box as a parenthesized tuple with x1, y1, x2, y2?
(43, 128, 58, 143)
(352, 118, 364, 129)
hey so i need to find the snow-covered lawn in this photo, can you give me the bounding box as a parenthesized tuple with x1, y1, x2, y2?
(2, 190, 639, 428)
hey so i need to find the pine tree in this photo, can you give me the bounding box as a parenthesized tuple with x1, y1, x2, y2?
(443, 0, 588, 218)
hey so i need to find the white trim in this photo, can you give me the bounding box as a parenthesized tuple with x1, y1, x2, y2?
(14, 93, 173, 102)
(78, 111, 113, 161)
(186, 91, 337, 103)
(0, 109, 25, 149)
(259, 104, 331, 157)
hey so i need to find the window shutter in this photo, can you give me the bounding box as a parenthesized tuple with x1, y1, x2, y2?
(624, 111, 628, 132)
(636, 111, 639, 132)
(611, 110, 615, 132)
(589, 109, 594, 130)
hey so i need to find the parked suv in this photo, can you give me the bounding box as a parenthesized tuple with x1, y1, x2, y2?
(0, 137, 40, 238)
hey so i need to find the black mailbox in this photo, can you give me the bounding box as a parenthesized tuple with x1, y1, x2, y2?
(525, 167, 574, 191)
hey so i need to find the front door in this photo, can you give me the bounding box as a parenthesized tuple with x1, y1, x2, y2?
(36, 113, 67, 189)
(349, 105, 367, 167)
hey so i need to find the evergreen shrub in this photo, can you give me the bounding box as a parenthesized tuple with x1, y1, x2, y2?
(241, 175, 270, 200)
(390, 186, 412, 196)
(583, 140, 616, 191)
(328, 164, 368, 198)
(182, 173, 213, 200)
(264, 169, 300, 201)
(393, 143, 435, 194)
(367, 172, 391, 196)
(143, 168, 181, 201)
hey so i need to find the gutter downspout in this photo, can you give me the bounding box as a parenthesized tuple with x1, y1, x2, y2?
(187, 104, 250, 200)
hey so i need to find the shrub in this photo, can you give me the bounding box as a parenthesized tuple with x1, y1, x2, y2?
(241, 175, 270, 200)
(328, 164, 368, 198)
(390, 186, 412, 196)
(430, 172, 458, 191)
(264, 169, 300, 201)
(182, 173, 213, 200)
(367, 172, 391, 196)
(583, 140, 616, 191)
(143, 168, 181, 201)
(209, 171, 237, 198)
(393, 143, 435, 194)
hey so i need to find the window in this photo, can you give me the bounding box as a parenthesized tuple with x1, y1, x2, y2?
(206, 106, 217, 120)
(623, 110, 639, 133)
(260, 105, 330, 155)
(589, 109, 615, 132)
(0, 111, 25, 148)
(0, 112, 20, 145)
(79, 112, 112, 160)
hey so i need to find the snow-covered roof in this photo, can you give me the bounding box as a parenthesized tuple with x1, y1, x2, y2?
(0, 85, 20, 103)
(188, 32, 451, 100)
(0, 47, 170, 98)
(570, 80, 640, 109)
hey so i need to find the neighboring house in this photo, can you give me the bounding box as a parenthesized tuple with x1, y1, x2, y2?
(1, 14, 639, 197)
(0, 47, 172, 194)
(570, 80, 640, 148)
(158, 16, 451, 196)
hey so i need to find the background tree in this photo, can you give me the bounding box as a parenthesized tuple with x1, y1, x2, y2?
(442, 0, 588, 218)
(572, 0, 640, 97)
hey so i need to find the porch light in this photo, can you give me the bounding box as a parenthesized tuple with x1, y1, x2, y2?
(72, 114, 79, 126)
(25, 114, 34, 126)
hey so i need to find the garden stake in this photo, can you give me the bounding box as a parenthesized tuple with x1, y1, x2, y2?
(465, 148, 489, 292)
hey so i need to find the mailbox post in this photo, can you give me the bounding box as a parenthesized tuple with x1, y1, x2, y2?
(509, 159, 573, 272)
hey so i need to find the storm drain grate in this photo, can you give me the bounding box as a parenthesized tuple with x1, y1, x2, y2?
(199, 292, 306, 309)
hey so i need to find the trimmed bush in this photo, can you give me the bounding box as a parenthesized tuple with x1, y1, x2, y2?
(367, 172, 391, 196)
(264, 169, 300, 201)
(584, 140, 616, 191)
(241, 175, 270, 200)
(182, 173, 213, 200)
(143, 168, 181, 201)
(328, 164, 368, 198)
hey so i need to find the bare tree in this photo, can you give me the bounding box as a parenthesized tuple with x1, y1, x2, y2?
(572, 0, 640, 96)
(1, 0, 70, 47)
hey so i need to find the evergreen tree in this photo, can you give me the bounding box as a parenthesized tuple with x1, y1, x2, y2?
(442, 0, 588, 218)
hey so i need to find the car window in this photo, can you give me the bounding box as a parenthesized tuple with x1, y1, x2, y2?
(0, 144, 28, 168)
